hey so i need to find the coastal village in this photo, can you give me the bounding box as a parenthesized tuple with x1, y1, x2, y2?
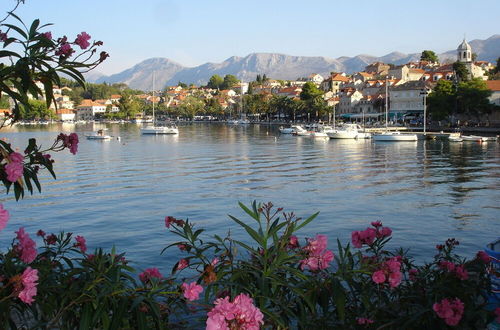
(2, 39, 500, 127)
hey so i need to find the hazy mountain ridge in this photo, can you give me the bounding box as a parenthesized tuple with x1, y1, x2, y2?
(89, 35, 499, 90)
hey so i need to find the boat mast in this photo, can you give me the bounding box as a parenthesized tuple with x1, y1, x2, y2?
(385, 76, 388, 132)
(152, 72, 155, 124)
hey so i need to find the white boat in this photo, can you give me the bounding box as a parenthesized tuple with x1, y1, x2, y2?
(293, 126, 311, 136)
(141, 124, 179, 135)
(280, 125, 305, 134)
(310, 130, 329, 138)
(227, 119, 239, 125)
(141, 73, 179, 135)
(372, 131, 418, 141)
(461, 135, 483, 142)
(449, 135, 463, 142)
(371, 77, 417, 142)
(481, 136, 497, 142)
(86, 129, 112, 140)
(328, 123, 362, 139)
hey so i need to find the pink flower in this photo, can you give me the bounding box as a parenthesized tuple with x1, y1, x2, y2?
(371, 257, 402, 288)
(433, 297, 464, 326)
(15, 227, 37, 263)
(357, 317, 374, 325)
(75, 32, 91, 49)
(439, 260, 456, 272)
(10, 152, 24, 163)
(41, 31, 52, 40)
(74, 235, 87, 253)
(177, 244, 187, 251)
(18, 267, 38, 305)
(206, 293, 264, 330)
(476, 251, 491, 263)
(0, 204, 9, 232)
(176, 258, 189, 271)
(351, 227, 376, 248)
(45, 234, 57, 245)
(36, 229, 45, 237)
(0, 30, 7, 42)
(211, 257, 219, 266)
(5, 160, 24, 182)
(300, 234, 335, 271)
(69, 133, 79, 154)
(495, 307, 500, 323)
(371, 221, 382, 228)
(288, 235, 299, 249)
(165, 216, 175, 228)
(454, 265, 468, 280)
(372, 270, 386, 284)
(379, 226, 392, 238)
(55, 43, 74, 57)
(139, 267, 162, 283)
(181, 282, 203, 301)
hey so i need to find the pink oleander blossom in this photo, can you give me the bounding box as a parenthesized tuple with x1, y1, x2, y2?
(5, 160, 24, 182)
(495, 307, 500, 323)
(176, 258, 189, 271)
(74, 235, 87, 253)
(75, 32, 91, 49)
(181, 282, 203, 301)
(371, 257, 402, 288)
(41, 31, 52, 40)
(351, 227, 376, 248)
(300, 234, 335, 271)
(433, 297, 464, 326)
(409, 268, 419, 281)
(288, 235, 299, 249)
(10, 152, 24, 163)
(165, 216, 175, 228)
(0, 30, 7, 42)
(15, 227, 37, 263)
(476, 250, 491, 263)
(18, 267, 38, 305)
(372, 270, 386, 284)
(45, 234, 57, 245)
(211, 257, 219, 266)
(55, 42, 73, 57)
(206, 293, 264, 330)
(139, 267, 162, 283)
(69, 133, 79, 154)
(0, 203, 9, 232)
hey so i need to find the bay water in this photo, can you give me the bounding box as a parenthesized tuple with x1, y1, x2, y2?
(1, 122, 499, 273)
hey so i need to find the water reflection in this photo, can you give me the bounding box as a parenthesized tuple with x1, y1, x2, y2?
(1, 123, 498, 267)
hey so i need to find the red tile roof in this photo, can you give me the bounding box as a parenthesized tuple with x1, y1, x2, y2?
(485, 80, 500, 91)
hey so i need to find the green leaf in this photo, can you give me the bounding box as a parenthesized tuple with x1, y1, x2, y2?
(3, 23, 28, 39)
(28, 19, 40, 39)
(238, 201, 260, 223)
(0, 50, 21, 58)
(228, 215, 265, 247)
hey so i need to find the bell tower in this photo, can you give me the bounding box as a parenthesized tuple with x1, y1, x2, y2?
(457, 38, 472, 63)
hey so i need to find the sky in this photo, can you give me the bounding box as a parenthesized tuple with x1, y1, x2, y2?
(11, 0, 500, 75)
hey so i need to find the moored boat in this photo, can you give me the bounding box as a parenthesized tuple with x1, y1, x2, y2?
(86, 129, 112, 140)
(372, 131, 418, 141)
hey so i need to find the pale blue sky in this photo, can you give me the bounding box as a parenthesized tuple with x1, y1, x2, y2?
(12, 0, 500, 75)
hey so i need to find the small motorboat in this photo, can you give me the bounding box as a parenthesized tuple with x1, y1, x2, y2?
(372, 131, 418, 142)
(481, 136, 497, 142)
(86, 129, 112, 140)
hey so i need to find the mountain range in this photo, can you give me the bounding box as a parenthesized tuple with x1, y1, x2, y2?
(89, 34, 500, 90)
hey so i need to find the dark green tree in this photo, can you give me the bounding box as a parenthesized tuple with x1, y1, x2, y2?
(456, 78, 495, 121)
(420, 50, 439, 63)
(453, 62, 469, 82)
(427, 80, 455, 120)
(20, 100, 56, 120)
(207, 75, 224, 89)
(178, 81, 187, 88)
(221, 74, 239, 90)
(117, 92, 141, 119)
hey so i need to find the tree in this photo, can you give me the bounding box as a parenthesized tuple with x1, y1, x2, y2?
(117, 92, 141, 119)
(453, 61, 469, 82)
(221, 74, 239, 90)
(471, 53, 478, 62)
(420, 50, 439, 63)
(178, 81, 187, 88)
(207, 75, 224, 89)
(427, 80, 455, 120)
(456, 78, 495, 121)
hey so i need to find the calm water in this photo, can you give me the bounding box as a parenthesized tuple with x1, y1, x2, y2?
(1, 122, 499, 272)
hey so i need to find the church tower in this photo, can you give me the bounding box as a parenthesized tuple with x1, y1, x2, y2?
(457, 38, 472, 63)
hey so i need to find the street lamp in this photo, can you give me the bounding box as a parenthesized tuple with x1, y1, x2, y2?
(420, 87, 430, 135)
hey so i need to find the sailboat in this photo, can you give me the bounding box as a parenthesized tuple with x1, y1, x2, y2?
(372, 77, 417, 142)
(141, 73, 178, 135)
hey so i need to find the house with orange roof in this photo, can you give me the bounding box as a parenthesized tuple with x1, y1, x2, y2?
(353, 72, 374, 83)
(389, 80, 433, 119)
(55, 108, 76, 121)
(485, 80, 500, 106)
(75, 100, 107, 120)
(320, 72, 349, 93)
